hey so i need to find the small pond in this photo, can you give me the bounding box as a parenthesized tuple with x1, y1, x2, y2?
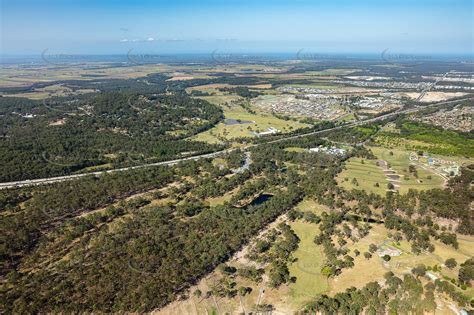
(224, 118, 254, 125)
(248, 193, 274, 206)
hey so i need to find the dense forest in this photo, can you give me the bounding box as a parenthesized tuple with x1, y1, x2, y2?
(0, 69, 337, 182)
(0, 92, 223, 181)
(2, 131, 472, 313)
(377, 120, 474, 157)
(1, 147, 304, 312)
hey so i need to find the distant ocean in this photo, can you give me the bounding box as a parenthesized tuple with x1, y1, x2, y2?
(1, 52, 473, 65)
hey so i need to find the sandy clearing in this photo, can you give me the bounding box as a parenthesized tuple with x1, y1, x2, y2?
(404, 91, 467, 103)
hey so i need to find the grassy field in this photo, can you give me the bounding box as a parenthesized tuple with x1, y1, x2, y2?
(386, 232, 474, 299)
(389, 237, 474, 274)
(156, 197, 474, 313)
(284, 147, 307, 153)
(287, 202, 474, 298)
(327, 223, 474, 296)
(337, 158, 389, 195)
(196, 95, 242, 106)
(370, 146, 446, 193)
(288, 220, 329, 308)
(372, 144, 472, 167)
(286, 200, 330, 307)
(328, 224, 390, 294)
(337, 146, 448, 195)
(192, 104, 310, 144)
(337, 113, 356, 122)
(205, 190, 235, 207)
(295, 199, 328, 215)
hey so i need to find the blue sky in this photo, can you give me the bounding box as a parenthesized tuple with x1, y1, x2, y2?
(1, 0, 473, 55)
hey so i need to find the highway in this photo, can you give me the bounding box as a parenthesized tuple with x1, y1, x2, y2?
(0, 96, 471, 190)
(416, 71, 451, 102)
(0, 151, 225, 190)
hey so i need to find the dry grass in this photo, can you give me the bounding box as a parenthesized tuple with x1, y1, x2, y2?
(328, 224, 389, 293)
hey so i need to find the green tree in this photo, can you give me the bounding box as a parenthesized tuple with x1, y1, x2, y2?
(369, 244, 378, 253)
(412, 264, 426, 277)
(445, 258, 457, 269)
(459, 258, 474, 285)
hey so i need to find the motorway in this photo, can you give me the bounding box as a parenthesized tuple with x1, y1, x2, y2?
(0, 151, 225, 190)
(0, 96, 471, 190)
(416, 71, 452, 102)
